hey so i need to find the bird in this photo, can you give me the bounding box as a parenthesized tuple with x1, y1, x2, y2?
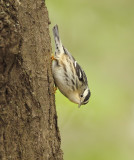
(52, 24, 91, 108)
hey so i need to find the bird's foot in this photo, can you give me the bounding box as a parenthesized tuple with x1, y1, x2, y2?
(53, 86, 57, 94)
(51, 54, 56, 61)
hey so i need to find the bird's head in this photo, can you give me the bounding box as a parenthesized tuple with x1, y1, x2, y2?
(67, 87, 91, 108)
(78, 88, 91, 108)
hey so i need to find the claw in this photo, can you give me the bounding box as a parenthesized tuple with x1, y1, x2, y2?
(51, 55, 57, 61)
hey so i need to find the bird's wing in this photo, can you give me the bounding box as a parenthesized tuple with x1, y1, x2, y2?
(62, 46, 75, 60)
(73, 61, 87, 84)
(63, 47, 87, 84)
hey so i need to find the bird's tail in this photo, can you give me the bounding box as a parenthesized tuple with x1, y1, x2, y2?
(53, 25, 64, 54)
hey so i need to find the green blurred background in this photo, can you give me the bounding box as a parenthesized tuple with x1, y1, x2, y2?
(46, 0, 134, 159)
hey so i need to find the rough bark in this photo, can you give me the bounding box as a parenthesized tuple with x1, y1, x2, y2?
(0, 0, 63, 159)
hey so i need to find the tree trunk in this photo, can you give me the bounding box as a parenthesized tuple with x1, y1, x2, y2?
(0, 0, 63, 159)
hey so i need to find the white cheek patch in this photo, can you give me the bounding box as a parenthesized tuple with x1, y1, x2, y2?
(83, 88, 89, 98)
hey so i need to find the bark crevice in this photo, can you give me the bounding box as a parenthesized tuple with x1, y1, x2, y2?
(0, 0, 63, 159)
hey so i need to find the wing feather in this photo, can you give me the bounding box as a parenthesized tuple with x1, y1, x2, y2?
(73, 61, 87, 84)
(62, 46, 87, 85)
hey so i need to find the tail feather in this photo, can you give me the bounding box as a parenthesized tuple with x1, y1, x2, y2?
(53, 25, 64, 54)
(53, 24, 60, 42)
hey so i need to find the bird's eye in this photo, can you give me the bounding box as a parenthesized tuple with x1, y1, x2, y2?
(80, 95, 83, 97)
